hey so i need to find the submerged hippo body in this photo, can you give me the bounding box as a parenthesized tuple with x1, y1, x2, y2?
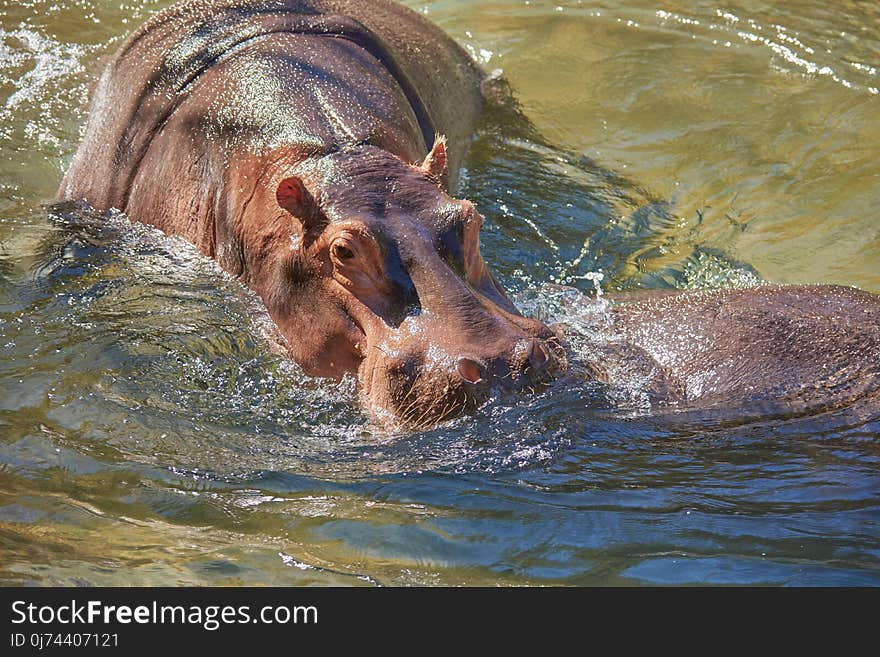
(59, 0, 564, 427)
(576, 285, 880, 418)
(61, 0, 879, 428)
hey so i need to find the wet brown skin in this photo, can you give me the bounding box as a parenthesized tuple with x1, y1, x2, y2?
(58, 0, 564, 428)
(59, 0, 879, 428)
(582, 285, 880, 417)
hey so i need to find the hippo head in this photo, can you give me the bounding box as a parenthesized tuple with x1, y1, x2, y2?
(253, 139, 565, 429)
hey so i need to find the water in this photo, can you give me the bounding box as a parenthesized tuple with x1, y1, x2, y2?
(1, 0, 879, 585)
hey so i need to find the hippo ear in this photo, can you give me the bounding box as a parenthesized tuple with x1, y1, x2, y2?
(420, 135, 448, 185)
(276, 176, 326, 245)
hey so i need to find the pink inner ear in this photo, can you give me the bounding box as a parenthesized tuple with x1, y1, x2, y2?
(276, 176, 309, 216)
(275, 175, 327, 245)
(421, 135, 448, 179)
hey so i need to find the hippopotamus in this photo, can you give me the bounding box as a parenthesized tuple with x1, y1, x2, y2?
(59, 0, 879, 428)
(562, 285, 880, 419)
(59, 0, 564, 428)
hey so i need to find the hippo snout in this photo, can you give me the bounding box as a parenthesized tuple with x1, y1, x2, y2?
(457, 337, 561, 390)
(361, 323, 566, 429)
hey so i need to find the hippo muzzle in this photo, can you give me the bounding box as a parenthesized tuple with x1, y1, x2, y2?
(358, 293, 566, 429)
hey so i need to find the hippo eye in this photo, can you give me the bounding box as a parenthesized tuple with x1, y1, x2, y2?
(332, 243, 355, 262)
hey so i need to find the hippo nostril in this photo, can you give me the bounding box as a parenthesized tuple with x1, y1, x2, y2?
(457, 357, 485, 384)
(528, 340, 550, 370)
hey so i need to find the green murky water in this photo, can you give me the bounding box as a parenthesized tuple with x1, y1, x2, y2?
(1, 0, 878, 585)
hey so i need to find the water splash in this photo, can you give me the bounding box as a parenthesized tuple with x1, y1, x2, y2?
(584, 270, 605, 297)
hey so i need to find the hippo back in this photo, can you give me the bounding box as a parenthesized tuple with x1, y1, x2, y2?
(59, 0, 485, 212)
